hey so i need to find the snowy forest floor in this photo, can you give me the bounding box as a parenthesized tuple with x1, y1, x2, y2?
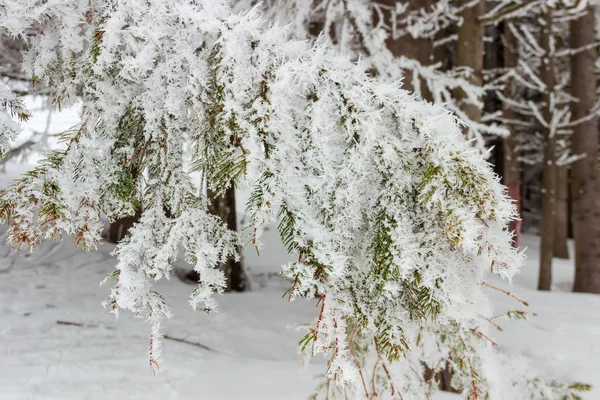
(1, 101, 599, 399)
(1, 229, 599, 399)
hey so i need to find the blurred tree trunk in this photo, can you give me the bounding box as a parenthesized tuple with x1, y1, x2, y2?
(108, 183, 248, 292)
(538, 8, 556, 291)
(570, 6, 600, 293)
(208, 185, 248, 292)
(456, 0, 484, 126)
(553, 165, 569, 259)
(375, 0, 435, 101)
(502, 22, 522, 248)
(107, 212, 142, 243)
(185, 185, 248, 292)
(107, 167, 141, 243)
(0, 36, 27, 81)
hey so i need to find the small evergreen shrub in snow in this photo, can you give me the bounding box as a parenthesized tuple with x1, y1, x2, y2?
(0, 1, 590, 398)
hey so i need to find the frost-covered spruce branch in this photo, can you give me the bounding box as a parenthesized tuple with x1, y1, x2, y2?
(0, 80, 29, 155)
(0, 1, 588, 398)
(233, 0, 507, 146)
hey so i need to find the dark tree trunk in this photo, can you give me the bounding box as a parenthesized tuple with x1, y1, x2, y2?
(553, 165, 569, 259)
(209, 185, 248, 292)
(186, 185, 248, 292)
(502, 22, 522, 248)
(375, 0, 435, 101)
(107, 211, 142, 243)
(423, 362, 454, 392)
(538, 8, 556, 291)
(456, 0, 484, 127)
(107, 186, 248, 292)
(570, 6, 600, 293)
(107, 167, 142, 244)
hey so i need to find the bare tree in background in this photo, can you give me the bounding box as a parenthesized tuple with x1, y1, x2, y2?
(537, 6, 557, 291)
(501, 21, 522, 248)
(570, 4, 600, 294)
(457, 0, 485, 131)
(554, 163, 570, 259)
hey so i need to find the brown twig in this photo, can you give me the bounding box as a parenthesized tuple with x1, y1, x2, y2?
(163, 334, 215, 352)
(457, 332, 479, 400)
(341, 0, 372, 57)
(470, 328, 498, 347)
(350, 350, 370, 399)
(149, 335, 159, 376)
(56, 320, 84, 327)
(480, 281, 529, 306)
(314, 294, 326, 340)
(489, 310, 537, 321)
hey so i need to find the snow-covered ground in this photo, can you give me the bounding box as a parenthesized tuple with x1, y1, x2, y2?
(0, 233, 322, 400)
(1, 103, 599, 399)
(2, 229, 599, 399)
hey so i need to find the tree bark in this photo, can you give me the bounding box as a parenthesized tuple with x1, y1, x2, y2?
(570, 6, 600, 293)
(107, 212, 141, 243)
(211, 186, 248, 292)
(456, 0, 484, 125)
(375, 0, 435, 101)
(108, 180, 248, 292)
(538, 7, 556, 291)
(553, 165, 569, 259)
(502, 21, 522, 248)
(184, 186, 247, 291)
(107, 166, 141, 244)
